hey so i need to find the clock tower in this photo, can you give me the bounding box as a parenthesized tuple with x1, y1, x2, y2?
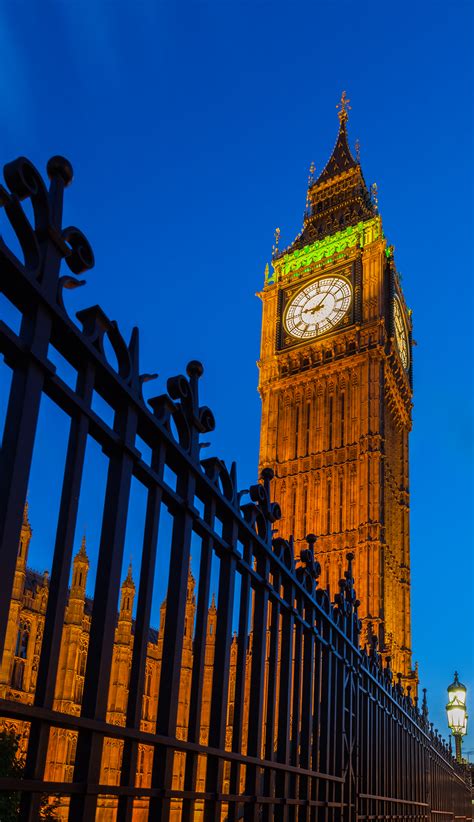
(258, 94, 416, 682)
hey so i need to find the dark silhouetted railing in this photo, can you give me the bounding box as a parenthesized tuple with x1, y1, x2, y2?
(0, 156, 470, 821)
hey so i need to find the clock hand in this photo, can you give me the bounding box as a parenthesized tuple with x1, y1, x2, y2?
(307, 300, 326, 314)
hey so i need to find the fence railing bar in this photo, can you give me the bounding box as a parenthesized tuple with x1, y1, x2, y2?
(0, 155, 470, 821)
(69, 401, 138, 821)
(19, 359, 95, 822)
(117, 437, 167, 822)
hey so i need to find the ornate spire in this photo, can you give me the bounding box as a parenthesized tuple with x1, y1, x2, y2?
(77, 533, 88, 560)
(314, 93, 357, 185)
(274, 94, 375, 256)
(122, 562, 135, 589)
(22, 500, 30, 526)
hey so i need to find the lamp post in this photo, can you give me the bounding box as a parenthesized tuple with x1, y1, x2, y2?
(446, 671, 468, 762)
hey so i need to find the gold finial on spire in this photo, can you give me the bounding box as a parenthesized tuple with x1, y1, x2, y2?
(272, 227, 281, 257)
(307, 161, 316, 198)
(370, 182, 379, 211)
(355, 139, 360, 162)
(336, 90, 351, 124)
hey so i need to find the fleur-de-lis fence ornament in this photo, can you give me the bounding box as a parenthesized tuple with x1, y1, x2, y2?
(150, 361, 215, 458)
(296, 533, 321, 595)
(272, 534, 295, 574)
(200, 458, 238, 506)
(369, 631, 380, 665)
(396, 672, 404, 696)
(334, 552, 360, 623)
(0, 155, 94, 288)
(240, 467, 281, 544)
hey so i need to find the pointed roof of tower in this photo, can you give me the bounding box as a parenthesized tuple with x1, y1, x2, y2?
(122, 562, 135, 589)
(75, 534, 89, 563)
(23, 500, 30, 526)
(274, 93, 376, 257)
(315, 93, 358, 184)
(79, 533, 88, 557)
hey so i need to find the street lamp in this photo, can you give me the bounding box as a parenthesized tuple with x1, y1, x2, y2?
(446, 671, 468, 762)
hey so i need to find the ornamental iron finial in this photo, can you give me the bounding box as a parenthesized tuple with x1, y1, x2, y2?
(335, 551, 360, 617)
(240, 467, 282, 545)
(337, 91, 351, 124)
(296, 534, 321, 595)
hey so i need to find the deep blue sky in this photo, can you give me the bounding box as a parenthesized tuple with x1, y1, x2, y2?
(0, 1, 472, 752)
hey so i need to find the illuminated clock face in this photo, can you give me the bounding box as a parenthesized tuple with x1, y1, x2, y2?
(284, 276, 352, 339)
(393, 296, 409, 369)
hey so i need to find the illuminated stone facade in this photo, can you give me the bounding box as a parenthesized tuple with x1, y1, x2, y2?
(258, 99, 417, 684)
(0, 505, 247, 820)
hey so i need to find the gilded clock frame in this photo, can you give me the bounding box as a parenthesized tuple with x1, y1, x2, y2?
(277, 261, 356, 351)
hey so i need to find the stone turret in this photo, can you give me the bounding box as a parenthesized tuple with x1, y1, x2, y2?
(0, 503, 33, 696)
(116, 563, 135, 645)
(12, 502, 32, 601)
(66, 536, 89, 626)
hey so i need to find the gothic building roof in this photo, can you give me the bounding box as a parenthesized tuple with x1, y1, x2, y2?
(25, 568, 47, 594)
(274, 93, 376, 257)
(315, 119, 358, 184)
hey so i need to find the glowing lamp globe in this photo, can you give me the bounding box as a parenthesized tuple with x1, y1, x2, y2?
(446, 672, 468, 736)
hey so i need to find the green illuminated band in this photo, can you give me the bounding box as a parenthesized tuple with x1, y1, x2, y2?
(265, 217, 382, 285)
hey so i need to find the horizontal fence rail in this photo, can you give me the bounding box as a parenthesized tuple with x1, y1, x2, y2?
(0, 156, 471, 821)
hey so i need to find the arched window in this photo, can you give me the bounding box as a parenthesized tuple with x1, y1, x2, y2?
(294, 405, 300, 459)
(303, 486, 308, 534)
(326, 479, 332, 534)
(328, 396, 334, 450)
(292, 486, 297, 536)
(15, 625, 29, 659)
(305, 401, 311, 455)
(66, 736, 76, 765)
(340, 393, 345, 446)
(339, 478, 344, 532)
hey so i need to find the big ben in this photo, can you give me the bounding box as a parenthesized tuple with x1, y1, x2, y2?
(258, 93, 416, 683)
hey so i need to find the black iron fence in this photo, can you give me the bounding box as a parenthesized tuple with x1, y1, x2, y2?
(0, 156, 470, 821)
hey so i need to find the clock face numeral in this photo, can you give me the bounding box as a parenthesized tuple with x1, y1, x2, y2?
(284, 276, 352, 340)
(393, 296, 409, 369)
